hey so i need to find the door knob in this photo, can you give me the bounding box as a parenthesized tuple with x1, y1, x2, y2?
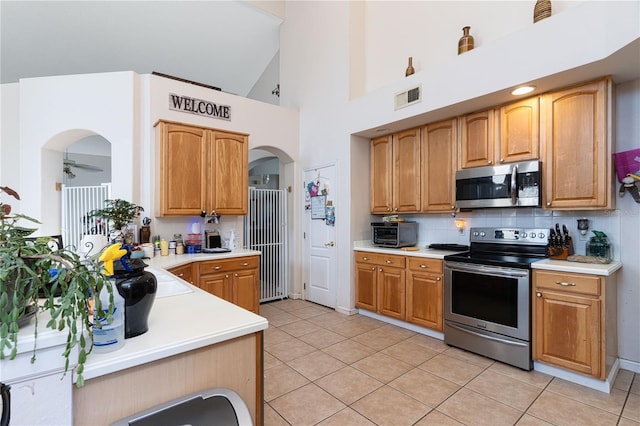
(324, 241, 335, 247)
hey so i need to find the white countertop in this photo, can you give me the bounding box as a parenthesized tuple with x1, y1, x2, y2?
(6, 249, 268, 384)
(353, 241, 463, 259)
(531, 258, 622, 276)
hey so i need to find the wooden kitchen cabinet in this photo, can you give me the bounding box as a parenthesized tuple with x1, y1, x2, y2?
(406, 257, 443, 331)
(498, 96, 539, 164)
(459, 109, 495, 168)
(168, 263, 195, 285)
(370, 128, 421, 214)
(421, 119, 457, 212)
(540, 77, 612, 210)
(533, 269, 617, 380)
(197, 256, 260, 313)
(355, 251, 406, 320)
(156, 120, 248, 216)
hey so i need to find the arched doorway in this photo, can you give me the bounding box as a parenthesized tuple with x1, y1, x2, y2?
(246, 147, 294, 302)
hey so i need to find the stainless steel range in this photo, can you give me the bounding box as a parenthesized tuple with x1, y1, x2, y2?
(443, 227, 549, 370)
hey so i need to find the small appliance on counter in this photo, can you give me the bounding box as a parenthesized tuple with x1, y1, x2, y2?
(371, 221, 417, 248)
(113, 256, 157, 339)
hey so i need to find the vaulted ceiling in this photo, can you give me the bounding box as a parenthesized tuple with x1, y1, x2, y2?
(0, 1, 282, 97)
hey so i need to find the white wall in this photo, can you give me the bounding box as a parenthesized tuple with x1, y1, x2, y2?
(280, 0, 640, 366)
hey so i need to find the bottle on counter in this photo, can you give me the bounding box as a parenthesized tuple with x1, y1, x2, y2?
(92, 278, 125, 353)
(160, 239, 169, 256)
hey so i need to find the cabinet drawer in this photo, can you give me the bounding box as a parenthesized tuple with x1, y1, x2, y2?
(199, 256, 259, 275)
(407, 257, 443, 273)
(355, 251, 405, 268)
(534, 270, 601, 296)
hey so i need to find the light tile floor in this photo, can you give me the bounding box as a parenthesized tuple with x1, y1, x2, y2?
(261, 299, 640, 426)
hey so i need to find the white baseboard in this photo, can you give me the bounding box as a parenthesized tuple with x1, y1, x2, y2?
(533, 359, 619, 394)
(357, 309, 444, 340)
(619, 358, 640, 373)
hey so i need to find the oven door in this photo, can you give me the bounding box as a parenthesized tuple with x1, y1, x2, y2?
(444, 261, 530, 341)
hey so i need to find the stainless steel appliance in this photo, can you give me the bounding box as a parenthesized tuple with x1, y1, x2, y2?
(444, 227, 549, 370)
(371, 221, 417, 248)
(455, 160, 541, 209)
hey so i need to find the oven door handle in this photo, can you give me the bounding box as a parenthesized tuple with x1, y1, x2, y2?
(447, 322, 527, 348)
(445, 261, 529, 278)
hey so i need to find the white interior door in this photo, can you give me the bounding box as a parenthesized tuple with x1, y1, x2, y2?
(303, 164, 336, 308)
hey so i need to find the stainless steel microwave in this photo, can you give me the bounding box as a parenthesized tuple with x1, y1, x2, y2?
(455, 160, 541, 209)
(371, 222, 417, 248)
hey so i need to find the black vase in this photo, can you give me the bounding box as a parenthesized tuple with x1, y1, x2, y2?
(114, 258, 157, 338)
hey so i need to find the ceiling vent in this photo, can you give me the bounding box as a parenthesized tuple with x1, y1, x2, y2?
(394, 84, 422, 110)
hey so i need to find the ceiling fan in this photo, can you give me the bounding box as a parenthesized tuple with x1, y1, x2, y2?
(63, 154, 103, 178)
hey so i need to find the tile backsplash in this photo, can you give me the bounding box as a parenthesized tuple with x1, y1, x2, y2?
(411, 208, 622, 260)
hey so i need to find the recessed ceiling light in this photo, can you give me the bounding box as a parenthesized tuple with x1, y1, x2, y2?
(511, 86, 536, 95)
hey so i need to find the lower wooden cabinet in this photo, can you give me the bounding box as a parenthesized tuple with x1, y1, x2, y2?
(167, 263, 195, 285)
(198, 256, 260, 314)
(406, 257, 443, 331)
(355, 251, 443, 330)
(532, 269, 616, 380)
(355, 251, 406, 320)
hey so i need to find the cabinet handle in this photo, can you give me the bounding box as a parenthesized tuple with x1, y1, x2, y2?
(420, 264, 429, 269)
(554, 281, 576, 287)
(240, 262, 249, 266)
(371, 267, 376, 271)
(394, 207, 398, 212)
(487, 160, 492, 164)
(379, 268, 383, 272)
(436, 277, 441, 281)
(385, 260, 393, 264)
(234, 273, 238, 277)
(500, 158, 505, 163)
(226, 274, 229, 278)
(213, 266, 222, 270)
(546, 202, 552, 207)
(536, 292, 542, 297)
(363, 257, 369, 261)
(176, 273, 184, 277)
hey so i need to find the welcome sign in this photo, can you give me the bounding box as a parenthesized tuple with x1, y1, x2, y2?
(169, 93, 231, 121)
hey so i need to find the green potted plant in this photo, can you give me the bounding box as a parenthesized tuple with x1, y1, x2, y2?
(89, 199, 144, 244)
(0, 186, 115, 387)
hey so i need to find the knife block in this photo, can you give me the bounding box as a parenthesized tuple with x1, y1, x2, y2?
(548, 240, 575, 260)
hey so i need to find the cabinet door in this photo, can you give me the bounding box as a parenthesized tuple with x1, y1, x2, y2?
(355, 262, 377, 311)
(199, 273, 232, 302)
(541, 78, 611, 209)
(370, 136, 393, 213)
(460, 109, 495, 168)
(533, 289, 602, 378)
(158, 122, 207, 216)
(498, 97, 539, 164)
(377, 267, 406, 320)
(406, 271, 443, 331)
(168, 264, 195, 285)
(421, 119, 457, 212)
(393, 128, 421, 213)
(232, 268, 259, 314)
(209, 131, 248, 215)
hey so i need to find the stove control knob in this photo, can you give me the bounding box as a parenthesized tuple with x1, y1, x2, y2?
(522, 232, 528, 238)
(473, 231, 479, 237)
(479, 231, 486, 237)
(538, 233, 545, 239)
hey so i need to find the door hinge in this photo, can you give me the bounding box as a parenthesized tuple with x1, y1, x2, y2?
(304, 282, 306, 290)
(303, 232, 306, 239)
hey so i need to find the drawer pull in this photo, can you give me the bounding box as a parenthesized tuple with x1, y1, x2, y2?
(176, 273, 184, 277)
(385, 260, 392, 264)
(379, 268, 383, 272)
(240, 262, 249, 266)
(371, 267, 376, 271)
(420, 264, 429, 269)
(536, 292, 542, 297)
(234, 273, 238, 277)
(213, 266, 222, 270)
(436, 277, 441, 281)
(363, 257, 369, 261)
(554, 281, 576, 287)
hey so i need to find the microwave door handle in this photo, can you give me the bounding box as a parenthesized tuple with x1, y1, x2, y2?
(510, 164, 518, 204)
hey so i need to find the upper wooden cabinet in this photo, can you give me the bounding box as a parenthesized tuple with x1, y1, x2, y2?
(157, 120, 248, 216)
(459, 109, 495, 168)
(370, 128, 421, 214)
(541, 78, 612, 210)
(498, 97, 540, 164)
(421, 119, 457, 212)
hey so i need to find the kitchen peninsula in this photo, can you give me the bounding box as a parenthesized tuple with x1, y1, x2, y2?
(3, 250, 267, 425)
